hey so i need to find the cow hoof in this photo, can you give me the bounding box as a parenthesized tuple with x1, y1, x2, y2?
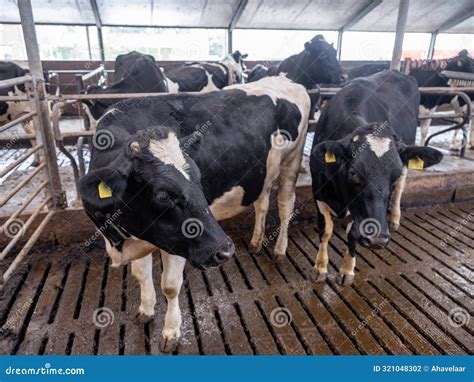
(337, 274, 354, 286)
(390, 222, 400, 231)
(311, 270, 327, 283)
(272, 253, 286, 263)
(249, 243, 262, 255)
(134, 312, 154, 324)
(159, 336, 179, 353)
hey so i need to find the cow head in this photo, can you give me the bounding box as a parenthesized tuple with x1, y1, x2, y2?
(79, 126, 235, 268)
(221, 50, 248, 84)
(304, 34, 345, 85)
(446, 49, 474, 73)
(312, 122, 443, 249)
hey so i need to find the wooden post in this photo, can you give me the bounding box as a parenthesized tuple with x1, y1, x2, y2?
(390, 0, 410, 71)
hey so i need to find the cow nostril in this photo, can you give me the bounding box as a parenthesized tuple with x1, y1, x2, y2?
(214, 241, 235, 264)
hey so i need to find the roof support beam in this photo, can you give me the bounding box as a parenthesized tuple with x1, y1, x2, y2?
(229, 0, 248, 31)
(336, 30, 343, 60)
(427, 32, 437, 59)
(90, 0, 105, 62)
(390, 0, 410, 71)
(436, 9, 474, 33)
(340, 0, 383, 32)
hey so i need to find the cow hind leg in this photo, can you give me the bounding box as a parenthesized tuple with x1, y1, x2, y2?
(160, 251, 186, 353)
(313, 201, 334, 283)
(419, 106, 434, 146)
(23, 121, 40, 166)
(131, 254, 156, 323)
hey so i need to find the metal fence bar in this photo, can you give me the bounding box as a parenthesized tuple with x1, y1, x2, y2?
(0, 134, 36, 143)
(0, 195, 51, 262)
(0, 179, 49, 234)
(0, 74, 32, 89)
(0, 162, 46, 207)
(0, 144, 43, 178)
(1, 210, 55, 287)
(0, 111, 37, 133)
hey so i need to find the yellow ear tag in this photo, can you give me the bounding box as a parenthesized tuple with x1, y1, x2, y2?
(325, 152, 336, 163)
(98, 182, 113, 199)
(408, 157, 424, 170)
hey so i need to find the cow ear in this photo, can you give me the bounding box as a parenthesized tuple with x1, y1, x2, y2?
(179, 130, 202, 156)
(312, 140, 346, 167)
(304, 42, 311, 53)
(78, 162, 131, 209)
(398, 145, 443, 169)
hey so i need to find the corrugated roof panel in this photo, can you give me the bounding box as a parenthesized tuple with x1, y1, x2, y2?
(349, 0, 474, 32)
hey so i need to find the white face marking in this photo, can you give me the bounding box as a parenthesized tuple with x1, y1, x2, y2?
(219, 55, 242, 84)
(353, 135, 359, 142)
(149, 132, 190, 180)
(366, 134, 391, 158)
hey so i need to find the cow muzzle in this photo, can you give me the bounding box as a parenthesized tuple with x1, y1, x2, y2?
(359, 233, 390, 250)
(191, 238, 235, 269)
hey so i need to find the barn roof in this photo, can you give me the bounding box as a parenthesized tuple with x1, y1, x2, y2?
(0, 0, 472, 33)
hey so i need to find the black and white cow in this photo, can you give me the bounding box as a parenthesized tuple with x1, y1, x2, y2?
(412, 50, 474, 148)
(85, 51, 168, 120)
(347, 63, 389, 80)
(79, 75, 310, 351)
(0, 61, 48, 165)
(310, 70, 443, 285)
(246, 35, 345, 87)
(163, 50, 248, 92)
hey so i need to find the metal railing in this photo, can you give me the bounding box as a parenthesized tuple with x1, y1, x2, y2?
(0, 74, 66, 287)
(308, 86, 473, 157)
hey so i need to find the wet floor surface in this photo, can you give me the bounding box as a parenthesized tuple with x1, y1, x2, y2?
(0, 202, 473, 355)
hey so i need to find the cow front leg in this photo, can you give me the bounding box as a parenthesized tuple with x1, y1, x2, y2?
(131, 254, 156, 323)
(389, 166, 407, 231)
(419, 106, 434, 146)
(274, 174, 297, 258)
(160, 251, 186, 353)
(313, 201, 334, 283)
(338, 245, 356, 286)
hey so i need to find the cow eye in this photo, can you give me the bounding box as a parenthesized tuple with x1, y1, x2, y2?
(348, 168, 361, 184)
(155, 191, 172, 204)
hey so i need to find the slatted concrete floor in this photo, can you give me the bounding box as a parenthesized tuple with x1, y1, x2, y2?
(0, 202, 473, 355)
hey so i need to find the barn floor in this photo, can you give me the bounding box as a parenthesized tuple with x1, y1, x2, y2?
(0, 202, 472, 355)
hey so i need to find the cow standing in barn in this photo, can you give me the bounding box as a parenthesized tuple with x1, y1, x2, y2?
(85, 51, 169, 120)
(79, 75, 310, 351)
(412, 49, 474, 149)
(310, 70, 443, 286)
(162, 50, 248, 92)
(0, 61, 50, 166)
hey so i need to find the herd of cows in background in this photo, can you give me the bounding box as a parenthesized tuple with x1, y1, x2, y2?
(0, 34, 472, 352)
